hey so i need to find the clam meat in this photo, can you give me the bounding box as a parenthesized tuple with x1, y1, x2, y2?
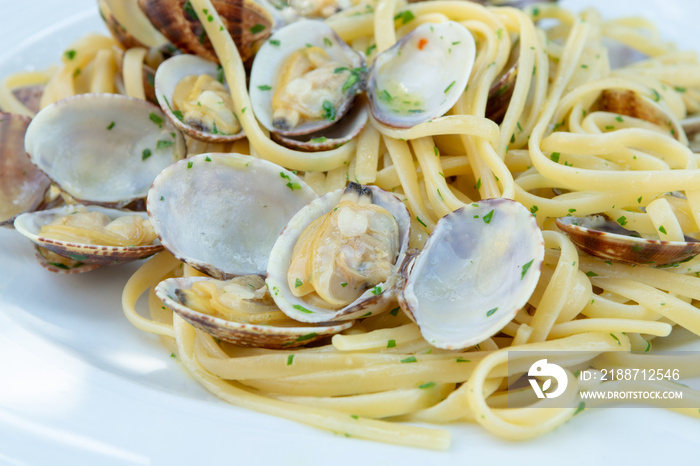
(287, 183, 400, 308)
(155, 54, 244, 142)
(267, 182, 411, 322)
(250, 19, 365, 137)
(14, 204, 163, 270)
(156, 275, 353, 348)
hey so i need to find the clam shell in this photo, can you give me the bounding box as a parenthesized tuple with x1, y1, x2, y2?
(597, 89, 679, 139)
(0, 113, 51, 227)
(156, 277, 353, 348)
(249, 19, 365, 137)
(398, 199, 544, 350)
(11, 86, 44, 114)
(24, 93, 186, 209)
(367, 21, 475, 128)
(485, 39, 519, 124)
(99, 0, 169, 49)
(270, 102, 367, 151)
(34, 246, 103, 274)
(139, 0, 274, 63)
(556, 216, 700, 266)
(14, 205, 163, 267)
(147, 153, 318, 278)
(266, 185, 411, 323)
(154, 54, 245, 142)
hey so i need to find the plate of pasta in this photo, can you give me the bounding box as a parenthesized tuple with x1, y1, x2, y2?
(1, 0, 700, 464)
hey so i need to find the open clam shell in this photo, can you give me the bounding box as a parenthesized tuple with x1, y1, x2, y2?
(139, 0, 274, 63)
(485, 38, 519, 124)
(556, 215, 700, 266)
(367, 21, 475, 128)
(270, 102, 367, 151)
(157, 277, 353, 348)
(24, 94, 186, 210)
(266, 183, 411, 323)
(147, 153, 318, 278)
(249, 19, 365, 137)
(0, 113, 51, 227)
(14, 205, 163, 267)
(154, 54, 245, 142)
(398, 199, 544, 350)
(99, 0, 169, 50)
(34, 245, 103, 274)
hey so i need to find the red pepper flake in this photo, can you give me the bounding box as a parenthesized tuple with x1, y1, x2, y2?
(418, 38, 428, 50)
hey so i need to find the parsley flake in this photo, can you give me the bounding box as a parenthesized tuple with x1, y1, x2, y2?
(250, 24, 266, 34)
(521, 259, 534, 279)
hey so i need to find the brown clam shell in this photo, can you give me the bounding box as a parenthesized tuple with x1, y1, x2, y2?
(99, 0, 147, 50)
(139, 0, 273, 63)
(0, 113, 51, 227)
(12, 86, 44, 114)
(596, 89, 678, 139)
(156, 277, 354, 348)
(556, 216, 700, 266)
(34, 246, 102, 274)
(14, 205, 164, 268)
(485, 40, 519, 124)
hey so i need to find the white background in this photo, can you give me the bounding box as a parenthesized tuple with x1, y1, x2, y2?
(0, 0, 699, 464)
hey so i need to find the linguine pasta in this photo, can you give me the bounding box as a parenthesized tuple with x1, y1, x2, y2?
(4, 0, 700, 450)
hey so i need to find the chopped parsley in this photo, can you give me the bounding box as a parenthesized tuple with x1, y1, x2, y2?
(416, 216, 427, 228)
(65, 49, 77, 60)
(250, 24, 266, 34)
(269, 39, 280, 46)
(187, 160, 193, 169)
(585, 271, 598, 277)
(293, 304, 313, 314)
(610, 333, 621, 345)
(389, 307, 400, 316)
(394, 10, 415, 24)
(287, 354, 295, 365)
(444, 80, 456, 94)
(658, 225, 667, 235)
(401, 356, 417, 363)
(521, 259, 534, 279)
(387, 339, 396, 348)
(295, 278, 303, 288)
(482, 209, 494, 224)
(616, 216, 627, 226)
(371, 285, 382, 295)
(486, 307, 498, 317)
(295, 332, 318, 342)
(322, 100, 336, 121)
(142, 148, 152, 161)
(419, 382, 436, 389)
(156, 140, 173, 150)
(257, 85, 272, 91)
(550, 152, 560, 163)
(106, 121, 115, 130)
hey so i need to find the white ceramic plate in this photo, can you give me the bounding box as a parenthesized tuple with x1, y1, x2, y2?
(1, 1, 699, 464)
